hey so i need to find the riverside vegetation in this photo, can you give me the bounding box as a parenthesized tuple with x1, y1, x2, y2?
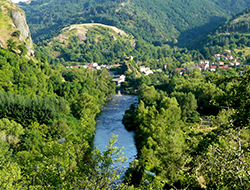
(1, 0, 250, 189)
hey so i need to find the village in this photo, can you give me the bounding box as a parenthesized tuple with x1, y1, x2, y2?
(65, 50, 246, 85)
(172, 50, 245, 75)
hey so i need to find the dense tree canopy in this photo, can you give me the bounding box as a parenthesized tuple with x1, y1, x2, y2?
(19, 0, 250, 45)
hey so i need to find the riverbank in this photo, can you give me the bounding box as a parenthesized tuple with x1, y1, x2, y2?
(93, 94, 138, 174)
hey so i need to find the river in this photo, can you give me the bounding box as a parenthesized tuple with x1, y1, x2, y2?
(93, 94, 138, 174)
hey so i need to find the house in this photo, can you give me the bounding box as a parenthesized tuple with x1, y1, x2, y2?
(204, 60, 210, 64)
(210, 66, 217, 71)
(112, 64, 121, 67)
(234, 62, 240, 66)
(219, 61, 224, 66)
(82, 65, 88, 69)
(141, 67, 154, 75)
(175, 68, 185, 75)
(199, 60, 205, 64)
(101, 64, 107, 68)
(226, 55, 234, 60)
(224, 66, 232, 69)
(229, 62, 234, 66)
(215, 54, 221, 60)
(144, 68, 154, 75)
(164, 63, 169, 69)
(112, 75, 126, 86)
(85, 63, 101, 70)
(72, 65, 79, 68)
(106, 65, 112, 70)
(139, 66, 146, 73)
(223, 55, 228, 60)
(199, 63, 209, 70)
(219, 66, 232, 69)
(87, 63, 98, 68)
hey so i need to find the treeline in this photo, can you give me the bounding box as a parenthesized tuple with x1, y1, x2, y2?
(19, 0, 250, 45)
(192, 7, 250, 61)
(38, 26, 208, 70)
(0, 48, 121, 189)
(192, 32, 250, 62)
(39, 25, 135, 65)
(218, 7, 250, 34)
(122, 69, 250, 189)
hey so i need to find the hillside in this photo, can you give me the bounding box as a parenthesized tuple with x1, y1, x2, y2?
(18, 0, 250, 45)
(0, 1, 118, 188)
(191, 7, 250, 60)
(39, 23, 137, 65)
(38, 22, 205, 68)
(0, 0, 33, 55)
(217, 7, 250, 34)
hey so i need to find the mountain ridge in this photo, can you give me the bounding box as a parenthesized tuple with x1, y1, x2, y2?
(19, 0, 250, 45)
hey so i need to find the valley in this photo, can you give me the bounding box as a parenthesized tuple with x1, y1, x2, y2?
(0, 0, 250, 189)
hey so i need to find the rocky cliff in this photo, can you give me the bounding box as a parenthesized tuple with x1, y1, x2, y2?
(0, 0, 34, 55)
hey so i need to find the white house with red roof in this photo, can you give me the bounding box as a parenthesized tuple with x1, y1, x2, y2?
(215, 54, 221, 60)
(210, 66, 217, 71)
(226, 55, 234, 60)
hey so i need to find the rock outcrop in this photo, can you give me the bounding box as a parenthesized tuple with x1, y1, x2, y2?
(11, 7, 34, 56)
(11, 10, 34, 55)
(0, 0, 34, 56)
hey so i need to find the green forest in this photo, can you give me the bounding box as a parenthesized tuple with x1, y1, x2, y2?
(0, 47, 120, 189)
(19, 0, 250, 45)
(1, 0, 250, 189)
(122, 68, 250, 189)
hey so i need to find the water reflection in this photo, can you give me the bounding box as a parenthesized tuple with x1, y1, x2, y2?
(94, 95, 138, 174)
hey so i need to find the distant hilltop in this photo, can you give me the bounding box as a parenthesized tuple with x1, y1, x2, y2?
(54, 23, 130, 44)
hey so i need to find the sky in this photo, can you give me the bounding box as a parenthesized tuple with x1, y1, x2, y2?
(11, 0, 29, 3)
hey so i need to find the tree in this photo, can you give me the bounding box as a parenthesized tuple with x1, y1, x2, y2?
(71, 93, 100, 128)
(171, 91, 200, 123)
(18, 44, 28, 56)
(7, 38, 17, 51)
(11, 30, 21, 37)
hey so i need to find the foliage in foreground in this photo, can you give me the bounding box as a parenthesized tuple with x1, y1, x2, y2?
(123, 69, 250, 189)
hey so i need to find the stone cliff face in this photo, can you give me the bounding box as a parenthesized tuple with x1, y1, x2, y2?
(0, 0, 34, 56)
(11, 8, 34, 56)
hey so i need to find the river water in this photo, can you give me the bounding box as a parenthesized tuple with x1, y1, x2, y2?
(93, 94, 138, 173)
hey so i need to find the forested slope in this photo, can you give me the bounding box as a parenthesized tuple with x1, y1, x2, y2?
(0, 45, 119, 188)
(0, 2, 118, 186)
(40, 23, 136, 65)
(191, 7, 250, 60)
(122, 68, 250, 189)
(19, 0, 250, 45)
